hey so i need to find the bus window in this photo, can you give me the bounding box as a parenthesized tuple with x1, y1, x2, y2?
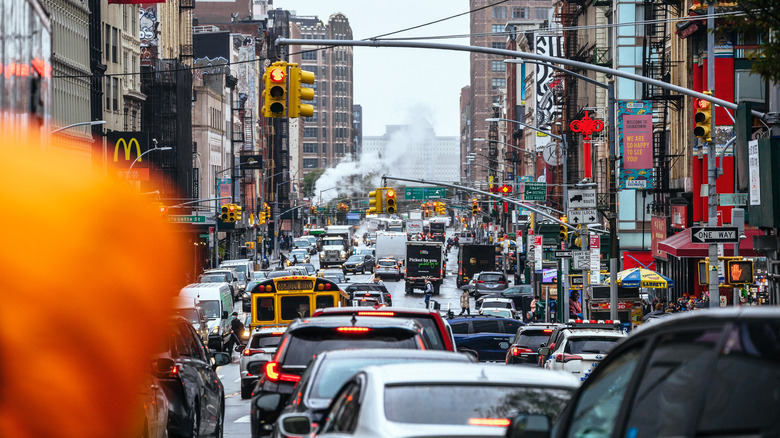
(256, 296, 275, 321)
(281, 296, 310, 320)
(316, 294, 335, 309)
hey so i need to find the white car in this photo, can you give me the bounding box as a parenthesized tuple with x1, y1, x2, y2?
(477, 297, 517, 315)
(277, 362, 580, 438)
(542, 330, 627, 382)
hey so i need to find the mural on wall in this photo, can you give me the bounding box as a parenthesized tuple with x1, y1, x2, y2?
(534, 34, 562, 152)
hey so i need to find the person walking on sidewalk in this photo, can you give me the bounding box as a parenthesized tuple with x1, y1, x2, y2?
(459, 289, 471, 315)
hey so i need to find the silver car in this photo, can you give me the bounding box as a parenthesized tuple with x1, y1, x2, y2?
(473, 271, 509, 299)
(240, 326, 286, 399)
(375, 258, 402, 281)
(277, 362, 579, 437)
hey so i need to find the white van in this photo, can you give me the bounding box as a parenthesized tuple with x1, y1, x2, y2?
(179, 283, 234, 351)
(220, 259, 255, 279)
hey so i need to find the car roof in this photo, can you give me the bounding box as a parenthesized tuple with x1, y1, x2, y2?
(359, 362, 580, 388)
(315, 348, 469, 362)
(632, 307, 780, 337)
(565, 330, 627, 338)
(477, 271, 504, 275)
(447, 314, 516, 322)
(314, 306, 440, 317)
(288, 315, 421, 332)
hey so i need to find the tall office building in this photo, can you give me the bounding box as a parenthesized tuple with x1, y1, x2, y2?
(290, 12, 354, 177)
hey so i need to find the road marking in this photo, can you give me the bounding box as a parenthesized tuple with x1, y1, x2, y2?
(235, 415, 251, 423)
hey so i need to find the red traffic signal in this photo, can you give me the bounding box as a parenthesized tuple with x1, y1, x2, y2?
(694, 98, 711, 110)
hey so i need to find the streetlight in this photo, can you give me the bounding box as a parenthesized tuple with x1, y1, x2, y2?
(51, 120, 106, 134)
(319, 186, 338, 206)
(126, 146, 172, 183)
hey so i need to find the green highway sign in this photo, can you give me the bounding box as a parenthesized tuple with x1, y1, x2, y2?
(405, 187, 423, 200)
(525, 182, 547, 201)
(168, 215, 207, 223)
(404, 186, 447, 200)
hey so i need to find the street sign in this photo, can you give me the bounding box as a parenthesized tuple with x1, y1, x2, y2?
(555, 250, 574, 258)
(690, 226, 740, 243)
(570, 275, 584, 288)
(168, 215, 207, 223)
(719, 193, 748, 207)
(404, 186, 446, 200)
(573, 251, 590, 270)
(525, 182, 547, 201)
(567, 189, 597, 209)
(567, 208, 598, 225)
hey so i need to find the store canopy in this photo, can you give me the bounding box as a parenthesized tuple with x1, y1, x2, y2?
(657, 228, 762, 258)
(606, 268, 674, 288)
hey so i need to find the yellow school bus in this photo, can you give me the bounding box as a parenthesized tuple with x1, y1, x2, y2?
(249, 275, 349, 327)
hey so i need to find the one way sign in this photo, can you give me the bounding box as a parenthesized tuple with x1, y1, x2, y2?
(691, 226, 740, 243)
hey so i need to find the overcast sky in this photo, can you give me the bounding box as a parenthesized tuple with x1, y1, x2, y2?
(275, 0, 470, 137)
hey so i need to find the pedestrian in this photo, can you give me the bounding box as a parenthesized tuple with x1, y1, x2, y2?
(279, 252, 287, 268)
(262, 253, 269, 269)
(569, 291, 583, 319)
(424, 277, 433, 308)
(224, 312, 245, 355)
(459, 288, 470, 315)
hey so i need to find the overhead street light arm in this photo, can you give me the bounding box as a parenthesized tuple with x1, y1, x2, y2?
(126, 147, 173, 182)
(51, 120, 106, 133)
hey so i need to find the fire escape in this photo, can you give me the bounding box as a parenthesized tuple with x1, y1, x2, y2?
(642, 0, 684, 216)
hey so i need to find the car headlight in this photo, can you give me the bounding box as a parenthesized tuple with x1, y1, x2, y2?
(319, 251, 325, 258)
(340, 251, 346, 259)
(212, 326, 220, 334)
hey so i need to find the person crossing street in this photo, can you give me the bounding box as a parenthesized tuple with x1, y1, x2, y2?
(459, 289, 471, 315)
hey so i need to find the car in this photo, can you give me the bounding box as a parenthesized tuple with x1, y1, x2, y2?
(477, 297, 517, 316)
(374, 258, 402, 281)
(342, 254, 374, 274)
(252, 270, 270, 280)
(240, 326, 286, 399)
(505, 323, 559, 365)
(277, 362, 580, 438)
(293, 238, 316, 255)
(303, 235, 319, 252)
(220, 259, 255, 281)
(136, 365, 169, 438)
(171, 296, 210, 344)
(296, 263, 316, 276)
(506, 308, 780, 438)
(480, 308, 515, 319)
(272, 349, 474, 436)
(249, 315, 433, 437)
(478, 284, 534, 318)
(288, 249, 310, 264)
(311, 306, 457, 351)
(344, 283, 392, 306)
(472, 271, 509, 299)
(154, 317, 230, 438)
(541, 329, 626, 381)
(267, 270, 299, 279)
(356, 247, 375, 258)
(538, 320, 624, 367)
(447, 314, 524, 362)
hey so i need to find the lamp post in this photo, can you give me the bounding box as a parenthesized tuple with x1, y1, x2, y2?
(274, 179, 294, 260)
(126, 147, 172, 183)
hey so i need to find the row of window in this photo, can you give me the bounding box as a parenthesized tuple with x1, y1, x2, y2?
(105, 78, 120, 111)
(493, 5, 548, 20)
(490, 8, 547, 28)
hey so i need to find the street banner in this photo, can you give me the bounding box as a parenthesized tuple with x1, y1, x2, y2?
(534, 33, 563, 152)
(590, 235, 601, 284)
(618, 100, 654, 189)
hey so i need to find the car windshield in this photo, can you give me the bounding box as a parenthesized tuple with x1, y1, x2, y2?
(294, 240, 309, 247)
(252, 272, 268, 279)
(284, 333, 418, 366)
(479, 274, 504, 283)
(347, 256, 363, 262)
(199, 300, 221, 319)
(322, 239, 343, 246)
(483, 309, 512, 317)
(223, 264, 247, 275)
(384, 385, 573, 424)
(292, 250, 307, 256)
(174, 309, 200, 324)
(505, 286, 533, 295)
(237, 272, 246, 281)
(516, 332, 553, 348)
(250, 334, 283, 349)
(268, 271, 295, 278)
(200, 275, 226, 283)
(324, 277, 344, 284)
(564, 337, 621, 354)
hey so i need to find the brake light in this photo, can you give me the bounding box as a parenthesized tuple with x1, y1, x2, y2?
(357, 311, 395, 316)
(498, 280, 506, 284)
(511, 347, 533, 356)
(243, 348, 265, 356)
(555, 354, 584, 363)
(477, 280, 485, 284)
(386, 294, 391, 299)
(468, 418, 510, 427)
(543, 329, 553, 334)
(264, 362, 301, 383)
(458, 268, 463, 275)
(336, 327, 370, 333)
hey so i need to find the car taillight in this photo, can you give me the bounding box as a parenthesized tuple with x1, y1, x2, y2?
(358, 311, 395, 316)
(264, 362, 301, 383)
(458, 268, 463, 275)
(167, 364, 181, 379)
(468, 418, 510, 427)
(498, 280, 506, 284)
(336, 327, 370, 333)
(555, 354, 584, 363)
(386, 294, 391, 299)
(543, 329, 553, 333)
(477, 280, 484, 283)
(511, 347, 534, 356)
(243, 348, 265, 356)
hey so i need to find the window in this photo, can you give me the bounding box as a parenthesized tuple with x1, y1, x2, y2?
(304, 128, 318, 138)
(303, 158, 318, 168)
(567, 343, 644, 437)
(301, 50, 317, 61)
(492, 6, 507, 19)
(322, 381, 363, 433)
(280, 296, 309, 320)
(303, 143, 317, 153)
(535, 7, 549, 20)
(322, 127, 327, 137)
(105, 79, 111, 108)
(322, 143, 328, 154)
(491, 61, 506, 72)
(491, 42, 505, 50)
(112, 27, 118, 63)
(315, 295, 334, 309)
(471, 320, 500, 334)
(255, 296, 274, 321)
(624, 329, 721, 437)
(492, 78, 506, 88)
(104, 24, 110, 61)
(491, 24, 504, 33)
(513, 7, 530, 19)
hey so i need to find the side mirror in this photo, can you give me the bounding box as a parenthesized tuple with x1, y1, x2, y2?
(255, 393, 281, 412)
(277, 413, 313, 436)
(499, 341, 510, 350)
(538, 347, 550, 357)
(210, 352, 231, 369)
(246, 360, 265, 376)
(505, 414, 551, 438)
(154, 358, 176, 377)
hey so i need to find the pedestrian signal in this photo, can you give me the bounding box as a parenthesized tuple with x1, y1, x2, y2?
(726, 260, 753, 285)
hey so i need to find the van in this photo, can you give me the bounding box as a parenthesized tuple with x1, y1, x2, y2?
(179, 283, 234, 351)
(171, 296, 209, 344)
(220, 259, 255, 280)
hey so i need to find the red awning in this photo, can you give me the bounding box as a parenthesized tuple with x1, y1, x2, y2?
(657, 228, 762, 258)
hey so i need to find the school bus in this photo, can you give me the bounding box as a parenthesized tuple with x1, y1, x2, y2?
(249, 275, 349, 327)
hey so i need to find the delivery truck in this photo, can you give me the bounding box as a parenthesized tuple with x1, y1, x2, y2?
(405, 241, 444, 295)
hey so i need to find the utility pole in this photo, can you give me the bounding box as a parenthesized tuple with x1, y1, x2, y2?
(707, 0, 719, 308)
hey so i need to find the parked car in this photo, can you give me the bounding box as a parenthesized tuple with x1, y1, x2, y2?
(472, 271, 509, 299)
(272, 349, 473, 437)
(277, 362, 579, 438)
(240, 326, 286, 399)
(505, 323, 559, 365)
(447, 314, 523, 362)
(342, 254, 374, 274)
(506, 308, 780, 438)
(374, 258, 402, 281)
(249, 315, 432, 437)
(154, 317, 230, 438)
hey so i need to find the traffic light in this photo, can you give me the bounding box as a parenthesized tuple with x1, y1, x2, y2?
(265, 202, 271, 220)
(226, 204, 237, 222)
(288, 64, 315, 118)
(573, 224, 582, 248)
(369, 188, 383, 214)
(258, 212, 266, 225)
(235, 205, 242, 222)
(262, 61, 288, 118)
(385, 188, 397, 214)
(559, 215, 568, 241)
(310, 206, 316, 215)
(694, 91, 712, 141)
(726, 260, 754, 285)
(472, 198, 479, 215)
(220, 204, 230, 222)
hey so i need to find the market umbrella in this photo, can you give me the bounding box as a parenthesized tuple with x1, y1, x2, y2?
(607, 268, 674, 288)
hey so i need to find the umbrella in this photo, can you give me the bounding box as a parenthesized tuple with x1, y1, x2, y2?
(607, 268, 674, 288)
(495, 239, 517, 248)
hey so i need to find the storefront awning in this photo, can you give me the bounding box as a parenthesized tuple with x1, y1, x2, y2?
(657, 228, 762, 258)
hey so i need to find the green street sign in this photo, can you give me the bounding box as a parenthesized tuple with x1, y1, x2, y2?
(525, 182, 547, 201)
(317, 207, 326, 212)
(404, 186, 446, 200)
(719, 193, 748, 206)
(405, 187, 424, 200)
(425, 187, 446, 199)
(199, 233, 210, 238)
(168, 215, 207, 223)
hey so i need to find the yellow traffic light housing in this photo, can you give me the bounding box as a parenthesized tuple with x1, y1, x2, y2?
(262, 61, 288, 118)
(694, 91, 712, 141)
(226, 204, 237, 222)
(369, 189, 383, 214)
(258, 212, 266, 224)
(472, 198, 478, 215)
(559, 215, 568, 241)
(220, 204, 230, 222)
(385, 188, 397, 214)
(726, 260, 754, 285)
(235, 205, 242, 222)
(573, 224, 582, 248)
(289, 64, 315, 118)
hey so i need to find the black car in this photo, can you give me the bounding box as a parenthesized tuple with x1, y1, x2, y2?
(447, 314, 524, 362)
(505, 323, 559, 365)
(342, 254, 374, 274)
(344, 283, 392, 306)
(272, 349, 473, 436)
(249, 315, 431, 437)
(506, 307, 780, 438)
(155, 317, 231, 438)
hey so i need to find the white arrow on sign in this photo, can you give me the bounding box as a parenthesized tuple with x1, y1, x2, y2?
(567, 208, 598, 225)
(691, 226, 739, 243)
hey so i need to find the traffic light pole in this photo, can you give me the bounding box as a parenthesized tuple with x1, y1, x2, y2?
(707, 0, 719, 308)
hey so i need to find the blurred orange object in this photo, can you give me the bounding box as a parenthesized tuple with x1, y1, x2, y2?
(0, 132, 187, 438)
